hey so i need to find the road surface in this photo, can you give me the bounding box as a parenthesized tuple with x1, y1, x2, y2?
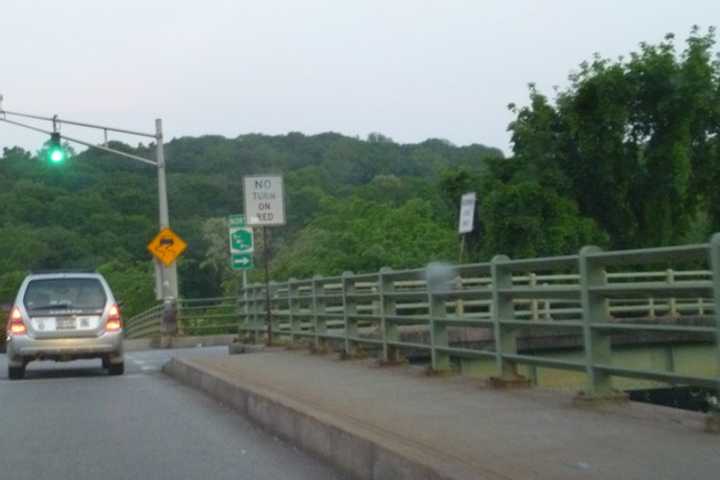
(0, 347, 341, 480)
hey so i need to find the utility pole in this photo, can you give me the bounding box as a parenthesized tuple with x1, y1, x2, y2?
(154, 118, 179, 302)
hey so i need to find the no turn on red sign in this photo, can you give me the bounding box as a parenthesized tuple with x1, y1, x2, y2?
(243, 175, 286, 226)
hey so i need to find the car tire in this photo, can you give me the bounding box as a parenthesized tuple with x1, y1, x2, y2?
(108, 362, 124, 376)
(8, 365, 25, 380)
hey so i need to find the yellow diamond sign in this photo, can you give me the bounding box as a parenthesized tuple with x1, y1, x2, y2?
(147, 227, 187, 267)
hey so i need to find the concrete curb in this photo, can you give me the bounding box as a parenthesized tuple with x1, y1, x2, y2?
(124, 334, 236, 352)
(163, 357, 491, 480)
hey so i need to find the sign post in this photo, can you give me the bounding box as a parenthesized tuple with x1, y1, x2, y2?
(243, 175, 286, 346)
(229, 214, 253, 342)
(457, 192, 476, 264)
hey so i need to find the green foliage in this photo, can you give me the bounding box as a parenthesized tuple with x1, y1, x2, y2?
(480, 181, 608, 258)
(273, 197, 457, 278)
(0, 133, 498, 310)
(0, 271, 25, 303)
(508, 27, 720, 248)
(97, 260, 156, 319)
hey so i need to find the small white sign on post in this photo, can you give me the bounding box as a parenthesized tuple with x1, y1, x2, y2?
(458, 192, 476, 234)
(243, 175, 286, 226)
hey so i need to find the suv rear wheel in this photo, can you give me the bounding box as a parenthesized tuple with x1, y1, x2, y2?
(108, 362, 124, 376)
(8, 365, 25, 380)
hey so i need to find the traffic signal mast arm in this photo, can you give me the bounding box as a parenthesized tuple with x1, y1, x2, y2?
(0, 109, 158, 166)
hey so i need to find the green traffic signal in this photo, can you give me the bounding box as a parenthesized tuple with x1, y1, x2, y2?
(49, 146, 65, 163)
(46, 132, 67, 164)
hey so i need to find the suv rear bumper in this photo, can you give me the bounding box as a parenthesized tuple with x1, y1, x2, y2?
(6, 331, 123, 365)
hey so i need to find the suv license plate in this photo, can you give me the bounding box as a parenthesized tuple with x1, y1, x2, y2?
(56, 318, 76, 330)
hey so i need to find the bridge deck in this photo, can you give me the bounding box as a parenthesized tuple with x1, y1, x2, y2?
(173, 349, 718, 480)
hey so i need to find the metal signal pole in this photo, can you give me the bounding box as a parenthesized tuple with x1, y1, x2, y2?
(0, 95, 178, 303)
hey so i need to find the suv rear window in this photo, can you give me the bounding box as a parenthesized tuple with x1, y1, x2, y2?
(23, 278, 107, 311)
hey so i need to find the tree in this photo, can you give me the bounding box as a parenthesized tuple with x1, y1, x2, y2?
(480, 181, 608, 258)
(273, 197, 457, 278)
(97, 261, 156, 319)
(508, 27, 720, 248)
(1, 121, 498, 308)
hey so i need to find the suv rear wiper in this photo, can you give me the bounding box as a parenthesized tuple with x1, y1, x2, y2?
(28, 304, 72, 311)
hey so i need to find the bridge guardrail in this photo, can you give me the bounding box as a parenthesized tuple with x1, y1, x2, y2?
(176, 296, 242, 336)
(232, 239, 720, 397)
(128, 237, 720, 398)
(125, 303, 164, 339)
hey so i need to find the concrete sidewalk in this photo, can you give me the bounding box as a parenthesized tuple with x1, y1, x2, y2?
(164, 349, 719, 480)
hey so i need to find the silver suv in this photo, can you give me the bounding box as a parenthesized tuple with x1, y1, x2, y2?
(5, 271, 124, 379)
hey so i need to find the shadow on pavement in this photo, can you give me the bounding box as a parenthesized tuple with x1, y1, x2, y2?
(21, 364, 110, 380)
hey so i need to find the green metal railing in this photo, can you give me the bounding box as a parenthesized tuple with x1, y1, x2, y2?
(234, 237, 720, 397)
(128, 236, 720, 397)
(124, 303, 164, 339)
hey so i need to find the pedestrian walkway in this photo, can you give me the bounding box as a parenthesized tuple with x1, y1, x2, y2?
(170, 349, 719, 480)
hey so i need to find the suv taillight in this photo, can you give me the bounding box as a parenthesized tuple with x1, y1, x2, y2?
(106, 304, 122, 332)
(7, 306, 27, 336)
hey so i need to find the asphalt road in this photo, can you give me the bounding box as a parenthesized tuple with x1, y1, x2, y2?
(0, 347, 342, 480)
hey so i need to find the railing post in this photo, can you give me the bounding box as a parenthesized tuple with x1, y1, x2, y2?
(530, 273, 538, 321)
(648, 296, 656, 320)
(312, 275, 326, 352)
(268, 280, 277, 344)
(342, 271, 357, 356)
(455, 275, 465, 317)
(490, 255, 523, 383)
(707, 234, 720, 431)
(578, 246, 615, 397)
(602, 270, 611, 317)
(542, 282, 551, 320)
(428, 271, 450, 372)
(288, 279, 299, 345)
(379, 267, 400, 364)
(667, 268, 678, 318)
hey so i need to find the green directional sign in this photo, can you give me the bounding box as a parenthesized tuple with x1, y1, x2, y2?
(231, 229, 253, 251)
(229, 214, 254, 271)
(229, 214, 246, 228)
(231, 253, 254, 270)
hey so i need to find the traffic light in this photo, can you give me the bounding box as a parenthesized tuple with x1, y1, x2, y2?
(45, 132, 67, 164)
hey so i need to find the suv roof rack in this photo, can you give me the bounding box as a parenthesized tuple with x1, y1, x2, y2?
(29, 268, 97, 275)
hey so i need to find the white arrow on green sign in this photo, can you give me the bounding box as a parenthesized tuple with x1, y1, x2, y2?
(231, 253, 254, 270)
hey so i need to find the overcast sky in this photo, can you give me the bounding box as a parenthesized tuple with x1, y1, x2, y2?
(1, 0, 718, 155)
